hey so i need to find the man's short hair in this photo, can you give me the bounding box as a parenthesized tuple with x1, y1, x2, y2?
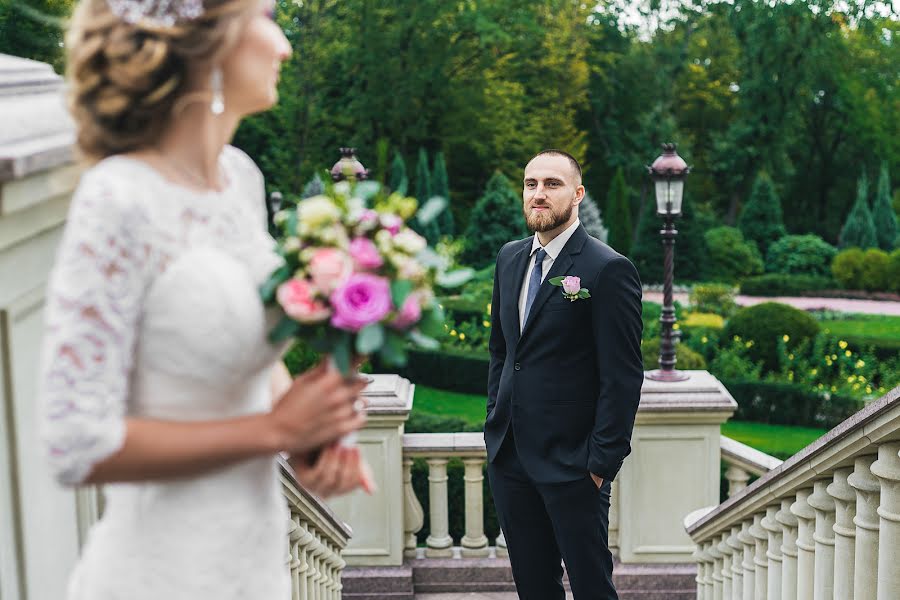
(528, 149, 582, 184)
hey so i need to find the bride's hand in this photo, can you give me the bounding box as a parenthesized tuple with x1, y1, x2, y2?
(267, 360, 368, 455)
(289, 444, 376, 498)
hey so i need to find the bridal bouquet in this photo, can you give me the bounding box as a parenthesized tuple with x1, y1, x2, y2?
(260, 180, 467, 376)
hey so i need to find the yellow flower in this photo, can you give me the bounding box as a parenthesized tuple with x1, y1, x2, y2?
(845, 350, 852, 357)
(788, 353, 794, 360)
(859, 376, 866, 383)
(788, 372, 794, 381)
(818, 383, 824, 389)
(701, 336, 709, 344)
(487, 303, 491, 316)
(733, 335, 741, 342)
(783, 334, 790, 342)
(444, 324, 449, 330)
(848, 375, 856, 383)
(450, 330, 457, 337)
(825, 359, 833, 366)
(866, 386, 872, 394)
(810, 369, 817, 375)
(831, 354, 838, 361)
(745, 341, 753, 348)
(673, 323, 680, 330)
(831, 385, 837, 392)
(853, 383, 860, 390)
(459, 333, 466, 341)
(856, 360, 865, 368)
(483, 320, 491, 328)
(838, 340, 848, 349)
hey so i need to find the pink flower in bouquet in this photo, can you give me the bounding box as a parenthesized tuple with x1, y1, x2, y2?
(391, 293, 422, 330)
(380, 214, 403, 235)
(349, 237, 384, 270)
(330, 273, 393, 332)
(308, 248, 352, 294)
(277, 279, 331, 323)
(359, 209, 379, 225)
(562, 276, 581, 295)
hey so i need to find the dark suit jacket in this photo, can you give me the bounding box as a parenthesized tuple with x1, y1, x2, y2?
(484, 224, 644, 484)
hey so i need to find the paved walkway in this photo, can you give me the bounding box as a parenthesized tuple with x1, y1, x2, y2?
(642, 291, 900, 316)
(416, 594, 572, 600)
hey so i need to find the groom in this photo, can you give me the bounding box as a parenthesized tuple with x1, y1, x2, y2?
(484, 150, 644, 600)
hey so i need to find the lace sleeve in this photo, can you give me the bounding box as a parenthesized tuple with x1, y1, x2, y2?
(224, 145, 269, 232)
(39, 168, 151, 485)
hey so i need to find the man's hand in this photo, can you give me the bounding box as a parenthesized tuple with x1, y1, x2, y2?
(590, 472, 604, 489)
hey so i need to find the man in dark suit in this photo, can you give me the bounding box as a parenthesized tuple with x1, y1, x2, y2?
(484, 150, 644, 600)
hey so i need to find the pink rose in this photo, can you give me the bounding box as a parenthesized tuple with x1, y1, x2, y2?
(391, 293, 422, 330)
(308, 248, 352, 294)
(349, 237, 384, 270)
(380, 214, 402, 235)
(562, 276, 581, 295)
(330, 273, 393, 332)
(276, 279, 331, 323)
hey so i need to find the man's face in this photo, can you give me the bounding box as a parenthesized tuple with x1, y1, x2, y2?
(522, 154, 584, 233)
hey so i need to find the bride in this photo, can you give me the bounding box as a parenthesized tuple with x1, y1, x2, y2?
(37, 0, 372, 597)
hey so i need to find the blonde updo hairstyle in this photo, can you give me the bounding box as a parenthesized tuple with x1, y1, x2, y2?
(66, 0, 255, 161)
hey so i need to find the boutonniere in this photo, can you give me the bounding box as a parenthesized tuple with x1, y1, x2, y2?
(549, 275, 591, 301)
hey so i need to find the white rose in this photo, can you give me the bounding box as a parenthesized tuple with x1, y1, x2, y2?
(298, 196, 341, 231)
(375, 229, 394, 252)
(393, 228, 427, 255)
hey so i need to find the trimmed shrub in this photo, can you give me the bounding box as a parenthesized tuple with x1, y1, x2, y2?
(689, 283, 737, 317)
(723, 302, 820, 372)
(832, 248, 867, 289)
(722, 379, 862, 429)
(604, 167, 632, 255)
(387, 349, 490, 395)
(766, 234, 837, 277)
(860, 248, 891, 292)
(682, 312, 725, 330)
(889, 249, 900, 293)
(839, 173, 878, 249)
(740, 274, 834, 296)
(641, 338, 706, 370)
(461, 173, 528, 269)
(579, 191, 609, 243)
(390, 151, 408, 195)
(873, 163, 897, 251)
(702, 227, 764, 283)
(738, 172, 786, 254)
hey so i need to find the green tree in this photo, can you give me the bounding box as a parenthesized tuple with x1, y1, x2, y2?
(873, 163, 897, 251)
(460, 173, 527, 269)
(302, 172, 325, 199)
(839, 174, 878, 250)
(0, 0, 74, 72)
(604, 168, 633, 255)
(702, 226, 764, 283)
(738, 173, 787, 255)
(389, 151, 408, 196)
(431, 151, 454, 237)
(412, 147, 440, 245)
(579, 191, 608, 243)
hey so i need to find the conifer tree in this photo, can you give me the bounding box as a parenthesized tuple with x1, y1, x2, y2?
(872, 163, 897, 251)
(604, 167, 633, 255)
(839, 173, 878, 250)
(461, 173, 528, 269)
(737, 172, 786, 254)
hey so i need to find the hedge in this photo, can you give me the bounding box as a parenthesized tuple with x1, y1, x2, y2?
(383, 348, 490, 395)
(739, 274, 835, 297)
(722, 379, 862, 429)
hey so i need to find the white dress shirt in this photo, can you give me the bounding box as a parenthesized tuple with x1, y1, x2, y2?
(518, 219, 582, 332)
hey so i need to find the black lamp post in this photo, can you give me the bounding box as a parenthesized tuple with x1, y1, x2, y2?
(645, 143, 691, 382)
(330, 147, 369, 182)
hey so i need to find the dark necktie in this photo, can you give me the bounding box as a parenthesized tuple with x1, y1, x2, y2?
(523, 247, 546, 326)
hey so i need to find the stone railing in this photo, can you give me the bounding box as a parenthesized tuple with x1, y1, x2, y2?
(685, 385, 900, 600)
(721, 435, 783, 498)
(280, 457, 353, 600)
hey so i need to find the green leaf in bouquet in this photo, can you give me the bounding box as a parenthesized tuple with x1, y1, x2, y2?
(437, 268, 475, 288)
(356, 323, 385, 355)
(260, 264, 293, 302)
(548, 276, 565, 286)
(268, 315, 301, 344)
(579, 289, 591, 299)
(408, 329, 441, 351)
(286, 209, 299, 236)
(415, 196, 448, 225)
(332, 333, 352, 377)
(391, 279, 414, 309)
(354, 181, 381, 204)
(418, 305, 446, 338)
(379, 331, 407, 367)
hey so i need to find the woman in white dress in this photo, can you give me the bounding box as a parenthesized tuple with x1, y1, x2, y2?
(38, 0, 372, 597)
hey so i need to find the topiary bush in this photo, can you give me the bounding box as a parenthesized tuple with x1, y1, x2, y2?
(460, 172, 528, 269)
(740, 274, 835, 296)
(832, 248, 867, 289)
(839, 173, 878, 250)
(860, 248, 891, 292)
(641, 338, 706, 370)
(889, 249, 900, 293)
(702, 227, 764, 283)
(689, 283, 737, 317)
(766, 234, 837, 277)
(723, 302, 820, 372)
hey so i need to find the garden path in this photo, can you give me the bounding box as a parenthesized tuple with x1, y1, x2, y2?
(642, 291, 900, 316)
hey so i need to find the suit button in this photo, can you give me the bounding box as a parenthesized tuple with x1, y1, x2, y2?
(514, 363, 521, 371)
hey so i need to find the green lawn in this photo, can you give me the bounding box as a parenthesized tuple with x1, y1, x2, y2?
(821, 315, 900, 343)
(412, 385, 826, 459)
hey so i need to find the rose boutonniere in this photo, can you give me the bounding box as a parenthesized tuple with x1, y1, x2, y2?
(549, 275, 591, 301)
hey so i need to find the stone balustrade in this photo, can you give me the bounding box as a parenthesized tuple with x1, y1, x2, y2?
(685, 385, 900, 600)
(280, 457, 353, 600)
(721, 434, 783, 498)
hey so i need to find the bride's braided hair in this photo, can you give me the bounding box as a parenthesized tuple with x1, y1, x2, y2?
(65, 0, 252, 161)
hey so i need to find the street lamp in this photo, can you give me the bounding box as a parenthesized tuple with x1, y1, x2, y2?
(330, 147, 369, 182)
(645, 143, 691, 382)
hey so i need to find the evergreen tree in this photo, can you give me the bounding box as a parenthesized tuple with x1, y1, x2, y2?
(737, 172, 786, 255)
(461, 173, 528, 269)
(412, 148, 440, 245)
(873, 163, 897, 251)
(839, 173, 878, 250)
(431, 152, 455, 237)
(579, 191, 608, 243)
(389, 152, 408, 196)
(301, 172, 325, 199)
(604, 167, 633, 255)
(630, 196, 714, 284)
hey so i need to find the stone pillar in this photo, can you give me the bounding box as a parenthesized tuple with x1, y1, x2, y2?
(296, 521, 314, 600)
(618, 372, 736, 563)
(709, 535, 724, 600)
(727, 525, 744, 600)
(777, 498, 798, 600)
(719, 530, 734, 600)
(791, 488, 815, 600)
(425, 457, 453, 557)
(871, 443, 900, 600)
(809, 479, 836, 600)
(749, 512, 768, 600)
(726, 465, 751, 498)
(828, 468, 856, 600)
(849, 455, 880, 600)
(460, 458, 489, 557)
(761, 504, 782, 600)
(739, 519, 756, 600)
(402, 457, 424, 558)
(327, 374, 413, 566)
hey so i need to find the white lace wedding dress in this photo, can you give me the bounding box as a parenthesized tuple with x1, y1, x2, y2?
(38, 145, 291, 599)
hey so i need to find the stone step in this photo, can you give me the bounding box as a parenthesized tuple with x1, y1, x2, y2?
(342, 565, 415, 600)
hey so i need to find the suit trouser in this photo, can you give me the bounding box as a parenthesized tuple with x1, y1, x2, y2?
(487, 432, 616, 600)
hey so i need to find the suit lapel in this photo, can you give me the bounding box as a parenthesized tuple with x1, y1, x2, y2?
(503, 238, 533, 345)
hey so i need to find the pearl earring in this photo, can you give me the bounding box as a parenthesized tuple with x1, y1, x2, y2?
(210, 67, 224, 115)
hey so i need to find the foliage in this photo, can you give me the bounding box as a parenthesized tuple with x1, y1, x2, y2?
(766, 235, 837, 278)
(737, 173, 786, 255)
(460, 172, 528, 270)
(682, 312, 725, 330)
(390, 152, 409, 196)
(702, 227, 764, 283)
(301, 172, 325, 199)
(890, 249, 900, 293)
(873, 163, 898, 251)
(723, 379, 862, 430)
(859, 248, 891, 292)
(723, 302, 820, 372)
(708, 337, 763, 381)
(431, 152, 455, 237)
(411, 148, 440, 245)
(387, 348, 490, 395)
(740, 274, 835, 297)
(831, 247, 867, 289)
(640, 338, 706, 370)
(689, 283, 737, 317)
(839, 174, 878, 249)
(0, 0, 73, 73)
(579, 191, 609, 243)
(604, 167, 633, 255)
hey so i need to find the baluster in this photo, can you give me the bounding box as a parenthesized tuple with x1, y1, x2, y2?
(828, 468, 856, 600)
(322, 541, 334, 600)
(296, 522, 314, 600)
(809, 479, 836, 600)
(425, 458, 454, 557)
(287, 519, 301, 600)
(726, 464, 752, 498)
(739, 519, 756, 600)
(750, 512, 768, 600)
(728, 525, 744, 600)
(762, 504, 782, 600)
(402, 457, 424, 558)
(461, 457, 490, 557)
(700, 540, 715, 600)
(496, 530, 509, 558)
(309, 536, 323, 600)
(693, 544, 707, 600)
(720, 531, 734, 600)
(849, 455, 880, 600)
(710, 536, 725, 600)
(871, 443, 900, 600)
(777, 498, 799, 600)
(791, 488, 816, 600)
(335, 554, 346, 600)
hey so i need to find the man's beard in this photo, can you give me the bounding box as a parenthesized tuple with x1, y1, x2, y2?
(524, 202, 573, 233)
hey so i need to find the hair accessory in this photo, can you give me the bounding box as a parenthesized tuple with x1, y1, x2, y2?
(106, 0, 204, 26)
(210, 67, 224, 115)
